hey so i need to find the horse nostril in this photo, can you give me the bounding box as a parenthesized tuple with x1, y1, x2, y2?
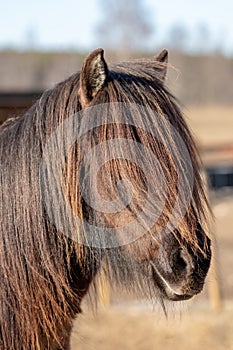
(176, 250, 187, 269)
(172, 248, 193, 274)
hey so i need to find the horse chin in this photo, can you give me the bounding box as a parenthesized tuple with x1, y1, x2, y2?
(150, 261, 195, 302)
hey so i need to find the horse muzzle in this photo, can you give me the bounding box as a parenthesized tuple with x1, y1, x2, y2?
(150, 231, 211, 301)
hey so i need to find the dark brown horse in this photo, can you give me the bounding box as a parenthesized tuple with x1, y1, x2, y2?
(0, 48, 211, 349)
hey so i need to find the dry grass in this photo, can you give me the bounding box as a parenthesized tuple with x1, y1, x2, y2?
(71, 303, 233, 350)
(71, 299, 232, 349)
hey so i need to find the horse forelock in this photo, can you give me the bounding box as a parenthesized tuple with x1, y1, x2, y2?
(0, 58, 209, 348)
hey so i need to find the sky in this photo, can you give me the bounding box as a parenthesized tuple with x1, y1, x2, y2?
(0, 0, 233, 54)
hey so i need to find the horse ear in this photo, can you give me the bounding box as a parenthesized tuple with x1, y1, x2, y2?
(155, 49, 168, 83)
(79, 48, 109, 108)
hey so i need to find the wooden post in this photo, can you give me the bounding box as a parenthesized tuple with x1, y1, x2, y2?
(204, 171, 223, 312)
(207, 232, 223, 312)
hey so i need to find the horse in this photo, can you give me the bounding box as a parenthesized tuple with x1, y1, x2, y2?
(0, 48, 211, 349)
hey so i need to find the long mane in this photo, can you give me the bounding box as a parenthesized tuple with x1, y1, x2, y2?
(0, 57, 208, 348)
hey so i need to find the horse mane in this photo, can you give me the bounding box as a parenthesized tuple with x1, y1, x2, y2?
(0, 54, 209, 348)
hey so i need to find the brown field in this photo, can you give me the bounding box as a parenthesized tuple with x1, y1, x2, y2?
(72, 303, 233, 350)
(70, 106, 233, 350)
(186, 106, 233, 147)
(185, 106, 233, 165)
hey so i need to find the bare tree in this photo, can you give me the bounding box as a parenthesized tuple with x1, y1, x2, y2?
(195, 23, 211, 53)
(166, 23, 189, 52)
(96, 0, 154, 56)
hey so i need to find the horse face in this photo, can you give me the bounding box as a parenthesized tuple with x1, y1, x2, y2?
(74, 48, 212, 301)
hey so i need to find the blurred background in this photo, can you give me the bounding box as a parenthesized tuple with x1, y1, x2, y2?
(0, 0, 233, 349)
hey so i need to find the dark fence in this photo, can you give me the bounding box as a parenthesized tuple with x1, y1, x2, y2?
(0, 92, 42, 124)
(206, 165, 233, 190)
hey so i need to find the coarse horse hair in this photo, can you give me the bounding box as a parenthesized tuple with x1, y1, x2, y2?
(0, 48, 211, 349)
